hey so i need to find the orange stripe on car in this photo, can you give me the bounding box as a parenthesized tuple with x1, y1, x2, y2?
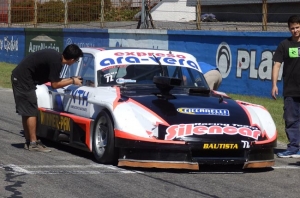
(112, 86, 121, 110)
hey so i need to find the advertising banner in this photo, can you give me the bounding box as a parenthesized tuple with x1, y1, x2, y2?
(0, 28, 24, 64)
(25, 28, 63, 56)
(168, 30, 290, 97)
(63, 29, 109, 48)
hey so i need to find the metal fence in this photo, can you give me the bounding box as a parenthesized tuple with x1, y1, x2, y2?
(0, 0, 296, 31)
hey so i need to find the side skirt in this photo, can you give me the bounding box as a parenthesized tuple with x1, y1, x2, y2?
(36, 108, 94, 152)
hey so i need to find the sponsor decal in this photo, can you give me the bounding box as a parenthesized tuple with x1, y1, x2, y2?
(203, 143, 238, 149)
(116, 78, 136, 84)
(99, 51, 199, 70)
(101, 65, 127, 71)
(216, 42, 231, 78)
(71, 90, 89, 106)
(113, 52, 187, 58)
(70, 105, 87, 112)
(0, 36, 18, 52)
(40, 111, 71, 132)
(103, 72, 117, 83)
(66, 38, 95, 48)
(68, 89, 89, 112)
(177, 108, 230, 116)
(241, 140, 250, 148)
(165, 123, 261, 140)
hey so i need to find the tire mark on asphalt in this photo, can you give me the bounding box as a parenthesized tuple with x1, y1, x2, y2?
(2, 165, 26, 198)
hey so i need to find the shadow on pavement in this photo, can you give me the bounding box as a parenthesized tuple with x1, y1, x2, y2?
(11, 137, 96, 162)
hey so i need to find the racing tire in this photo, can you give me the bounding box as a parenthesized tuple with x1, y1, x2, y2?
(92, 110, 117, 164)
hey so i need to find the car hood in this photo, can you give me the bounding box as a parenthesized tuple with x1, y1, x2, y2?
(117, 88, 269, 142)
(127, 93, 250, 126)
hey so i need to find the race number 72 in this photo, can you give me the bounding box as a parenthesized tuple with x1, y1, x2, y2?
(104, 72, 116, 82)
(241, 140, 250, 148)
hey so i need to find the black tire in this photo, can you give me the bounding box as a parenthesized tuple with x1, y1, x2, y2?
(92, 110, 116, 164)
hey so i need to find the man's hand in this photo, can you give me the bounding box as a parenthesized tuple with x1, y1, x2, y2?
(73, 76, 83, 86)
(271, 86, 278, 100)
(271, 62, 281, 100)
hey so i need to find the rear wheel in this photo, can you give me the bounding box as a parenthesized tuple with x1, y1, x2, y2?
(92, 110, 116, 164)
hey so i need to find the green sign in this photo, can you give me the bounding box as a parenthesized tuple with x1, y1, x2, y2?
(25, 28, 63, 56)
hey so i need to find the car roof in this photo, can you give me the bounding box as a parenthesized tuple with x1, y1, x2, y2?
(80, 47, 192, 55)
(80, 47, 201, 71)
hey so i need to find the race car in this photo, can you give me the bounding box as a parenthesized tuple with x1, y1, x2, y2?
(35, 47, 277, 170)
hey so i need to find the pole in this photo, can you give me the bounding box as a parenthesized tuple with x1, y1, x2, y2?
(196, 0, 201, 30)
(34, 0, 37, 27)
(100, 0, 104, 28)
(262, 0, 267, 31)
(8, 0, 11, 27)
(140, 0, 145, 28)
(64, 0, 68, 28)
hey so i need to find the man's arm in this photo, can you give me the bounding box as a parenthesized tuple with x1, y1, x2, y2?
(271, 62, 281, 100)
(51, 76, 82, 89)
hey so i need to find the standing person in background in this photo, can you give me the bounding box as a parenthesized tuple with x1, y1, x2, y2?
(11, 44, 83, 152)
(198, 62, 222, 90)
(272, 15, 300, 158)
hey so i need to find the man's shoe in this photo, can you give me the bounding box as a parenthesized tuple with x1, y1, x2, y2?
(28, 140, 51, 152)
(277, 150, 295, 158)
(291, 151, 300, 158)
(24, 142, 29, 150)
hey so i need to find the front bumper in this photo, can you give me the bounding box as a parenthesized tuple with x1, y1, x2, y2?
(116, 137, 276, 170)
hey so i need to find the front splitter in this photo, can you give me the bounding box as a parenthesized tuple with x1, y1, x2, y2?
(243, 160, 275, 169)
(118, 159, 275, 170)
(118, 159, 199, 170)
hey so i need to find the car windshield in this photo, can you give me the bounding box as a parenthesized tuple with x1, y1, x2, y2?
(97, 64, 208, 88)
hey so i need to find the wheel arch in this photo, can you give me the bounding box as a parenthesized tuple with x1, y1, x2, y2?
(92, 108, 118, 164)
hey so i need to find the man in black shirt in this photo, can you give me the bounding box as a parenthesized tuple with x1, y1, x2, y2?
(11, 44, 83, 152)
(272, 15, 300, 158)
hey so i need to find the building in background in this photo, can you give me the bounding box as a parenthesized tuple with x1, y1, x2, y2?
(151, 0, 300, 22)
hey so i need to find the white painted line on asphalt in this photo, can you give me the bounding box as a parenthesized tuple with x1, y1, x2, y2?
(3, 164, 299, 175)
(1, 164, 143, 175)
(19, 164, 113, 169)
(189, 171, 243, 174)
(11, 170, 133, 175)
(272, 165, 300, 169)
(8, 164, 31, 174)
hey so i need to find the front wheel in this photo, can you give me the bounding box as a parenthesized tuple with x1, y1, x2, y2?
(92, 110, 117, 164)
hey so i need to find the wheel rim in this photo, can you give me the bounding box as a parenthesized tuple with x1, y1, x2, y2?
(95, 115, 108, 155)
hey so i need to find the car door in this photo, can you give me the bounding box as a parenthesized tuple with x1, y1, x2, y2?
(62, 53, 96, 118)
(50, 60, 81, 112)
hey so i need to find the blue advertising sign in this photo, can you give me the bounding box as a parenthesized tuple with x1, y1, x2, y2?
(168, 30, 290, 97)
(0, 28, 25, 64)
(63, 29, 109, 48)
